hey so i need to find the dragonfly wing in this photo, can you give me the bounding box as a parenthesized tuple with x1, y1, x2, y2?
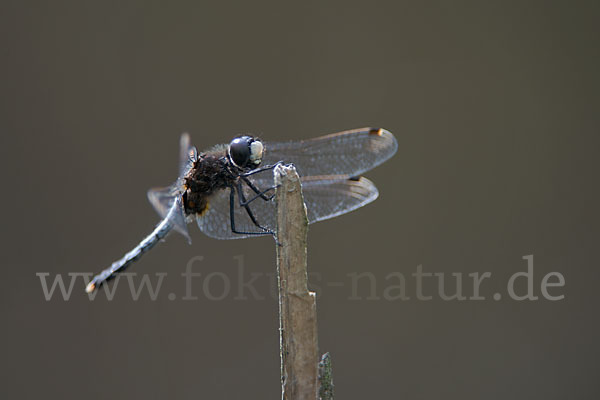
(195, 176, 378, 240)
(301, 176, 379, 223)
(196, 186, 277, 240)
(148, 185, 178, 219)
(147, 186, 191, 242)
(179, 132, 198, 177)
(262, 127, 397, 179)
(143, 133, 197, 242)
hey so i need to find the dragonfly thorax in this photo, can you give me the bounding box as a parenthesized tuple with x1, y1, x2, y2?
(183, 153, 234, 216)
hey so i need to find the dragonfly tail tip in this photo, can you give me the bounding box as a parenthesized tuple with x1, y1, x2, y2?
(85, 282, 96, 294)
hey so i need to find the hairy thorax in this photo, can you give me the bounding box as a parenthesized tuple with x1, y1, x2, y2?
(183, 153, 235, 215)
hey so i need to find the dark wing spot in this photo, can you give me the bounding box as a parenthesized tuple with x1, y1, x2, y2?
(369, 128, 382, 136)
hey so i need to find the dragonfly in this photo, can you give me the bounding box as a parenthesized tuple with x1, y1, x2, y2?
(85, 127, 397, 293)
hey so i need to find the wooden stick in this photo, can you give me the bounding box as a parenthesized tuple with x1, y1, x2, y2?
(318, 353, 334, 400)
(275, 164, 319, 400)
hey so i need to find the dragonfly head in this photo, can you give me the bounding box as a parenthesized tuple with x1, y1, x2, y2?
(228, 136, 264, 169)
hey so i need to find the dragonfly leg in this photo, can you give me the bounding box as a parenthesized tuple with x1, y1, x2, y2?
(240, 176, 278, 204)
(229, 186, 274, 236)
(241, 161, 283, 177)
(237, 182, 275, 234)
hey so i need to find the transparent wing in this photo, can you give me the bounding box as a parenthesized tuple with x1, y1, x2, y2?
(300, 176, 379, 223)
(196, 186, 276, 240)
(145, 133, 197, 242)
(146, 187, 191, 242)
(179, 132, 198, 177)
(262, 127, 397, 180)
(147, 185, 180, 220)
(196, 176, 378, 240)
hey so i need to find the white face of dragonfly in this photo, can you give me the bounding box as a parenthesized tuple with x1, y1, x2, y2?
(249, 140, 263, 165)
(228, 136, 264, 169)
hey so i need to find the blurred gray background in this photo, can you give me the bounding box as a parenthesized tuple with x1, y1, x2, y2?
(1, 1, 599, 399)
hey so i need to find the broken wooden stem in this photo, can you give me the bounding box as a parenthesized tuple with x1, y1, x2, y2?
(275, 164, 319, 400)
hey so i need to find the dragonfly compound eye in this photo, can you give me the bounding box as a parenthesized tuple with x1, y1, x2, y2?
(229, 136, 263, 168)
